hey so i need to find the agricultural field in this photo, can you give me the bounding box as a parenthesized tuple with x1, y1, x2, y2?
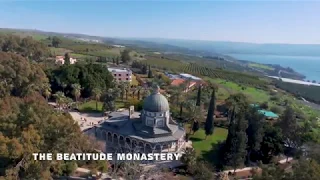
(142, 56, 186, 71)
(205, 77, 271, 103)
(50, 47, 72, 56)
(248, 63, 274, 70)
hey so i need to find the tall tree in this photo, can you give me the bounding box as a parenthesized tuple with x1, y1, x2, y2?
(260, 124, 284, 163)
(141, 65, 147, 74)
(64, 53, 71, 65)
(192, 120, 200, 135)
(102, 88, 120, 112)
(71, 84, 81, 104)
(223, 105, 248, 171)
(148, 65, 153, 78)
(112, 57, 115, 64)
(204, 88, 216, 139)
(42, 84, 52, 102)
(52, 36, 62, 48)
(120, 49, 131, 63)
(91, 87, 102, 111)
(53, 91, 66, 111)
(246, 106, 264, 164)
(136, 86, 142, 100)
(116, 57, 119, 65)
(196, 84, 202, 106)
(278, 106, 300, 148)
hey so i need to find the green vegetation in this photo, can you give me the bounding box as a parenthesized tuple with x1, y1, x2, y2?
(275, 80, 320, 104)
(189, 127, 228, 157)
(79, 100, 125, 113)
(249, 63, 274, 70)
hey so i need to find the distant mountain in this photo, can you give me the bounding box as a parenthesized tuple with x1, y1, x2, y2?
(132, 38, 320, 57)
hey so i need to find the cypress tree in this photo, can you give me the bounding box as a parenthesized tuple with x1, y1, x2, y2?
(196, 84, 201, 106)
(64, 53, 70, 65)
(112, 58, 115, 64)
(224, 105, 248, 172)
(204, 88, 215, 139)
(192, 120, 200, 134)
(148, 65, 153, 78)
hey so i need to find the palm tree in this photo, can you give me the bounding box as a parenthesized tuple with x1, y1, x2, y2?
(61, 82, 67, 93)
(72, 84, 81, 105)
(42, 84, 51, 102)
(118, 82, 126, 101)
(124, 82, 131, 100)
(53, 91, 66, 111)
(91, 87, 102, 111)
(136, 86, 143, 100)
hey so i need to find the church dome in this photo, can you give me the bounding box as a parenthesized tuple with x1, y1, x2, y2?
(143, 86, 169, 112)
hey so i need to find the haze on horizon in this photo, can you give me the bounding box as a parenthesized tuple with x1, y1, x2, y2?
(0, 1, 319, 44)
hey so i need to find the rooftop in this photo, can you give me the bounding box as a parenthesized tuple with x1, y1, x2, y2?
(108, 68, 132, 73)
(179, 73, 202, 80)
(258, 110, 279, 118)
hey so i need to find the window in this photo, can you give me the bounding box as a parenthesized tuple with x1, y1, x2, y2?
(156, 119, 163, 127)
(126, 74, 129, 76)
(118, 78, 121, 80)
(118, 74, 121, 76)
(126, 78, 128, 80)
(114, 74, 117, 76)
(146, 117, 154, 126)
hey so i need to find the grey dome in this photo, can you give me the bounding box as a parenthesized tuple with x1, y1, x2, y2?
(143, 92, 169, 112)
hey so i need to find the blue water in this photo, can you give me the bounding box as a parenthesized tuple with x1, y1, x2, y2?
(228, 53, 320, 82)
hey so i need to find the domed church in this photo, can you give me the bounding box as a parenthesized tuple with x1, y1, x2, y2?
(94, 86, 186, 153)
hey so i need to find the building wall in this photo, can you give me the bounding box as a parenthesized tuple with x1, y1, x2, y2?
(111, 70, 132, 82)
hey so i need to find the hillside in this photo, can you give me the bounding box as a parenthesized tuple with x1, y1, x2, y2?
(0, 28, 307, 80)
(136, 38, 320, 57)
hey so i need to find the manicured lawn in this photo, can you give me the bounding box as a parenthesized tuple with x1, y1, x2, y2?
(78, 100, 126, 113)
(248, 63, 274, 71)
(189, 127, 228, 157)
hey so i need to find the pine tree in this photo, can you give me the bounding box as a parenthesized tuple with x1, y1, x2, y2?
(116, 57, 119, 65)
(64, 53, 70, 65)
(196, 84, 201, 106)
(148, 65, 153, 78)
(204, 88, 215, 139)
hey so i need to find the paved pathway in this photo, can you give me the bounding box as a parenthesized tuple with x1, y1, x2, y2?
(69, 111, 105, 131)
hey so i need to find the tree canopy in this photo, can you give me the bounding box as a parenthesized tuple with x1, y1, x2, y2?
(0, 34, 49, 61)
(46, 63, 114, 98)
(0, 52, 49, 97)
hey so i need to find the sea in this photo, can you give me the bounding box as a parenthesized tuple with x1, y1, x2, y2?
(228, 53, 320, 82)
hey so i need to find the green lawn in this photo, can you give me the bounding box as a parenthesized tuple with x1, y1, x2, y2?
(79, 100, 126, 113)
(189, 127, 228, 156)
(248, 63, 274, 71)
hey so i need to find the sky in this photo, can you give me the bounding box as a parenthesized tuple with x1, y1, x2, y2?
(0, 0, 320, 44)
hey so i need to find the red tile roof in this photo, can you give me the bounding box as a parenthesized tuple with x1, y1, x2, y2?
(171, 79, 185, 86)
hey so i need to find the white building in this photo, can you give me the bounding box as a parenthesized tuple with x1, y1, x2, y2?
(55, 56, 77, 65)
(108, 68, 132, 82)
